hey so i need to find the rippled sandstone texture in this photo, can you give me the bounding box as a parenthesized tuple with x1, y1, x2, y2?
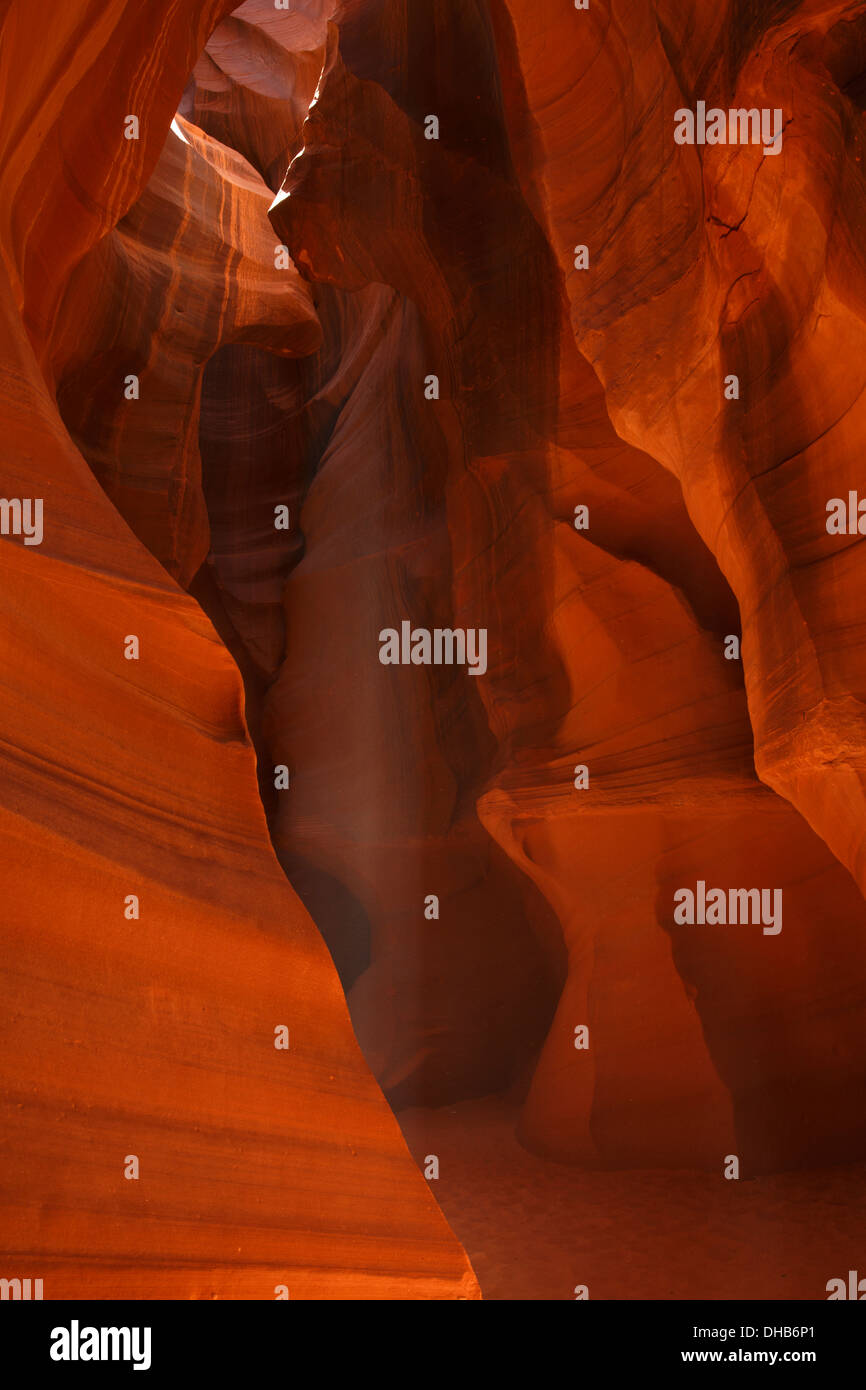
(477, 0, 866, 1164)
(56, 0, 866, 1177)
(0, 0, 477, 1298)
(496, 0, 866, 888)
(5, 0, 866, 1305)
(264, 0, 866, 1172)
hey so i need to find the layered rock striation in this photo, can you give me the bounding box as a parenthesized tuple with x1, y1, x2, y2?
(4, 0, 866, 1307)
(0, 0, 477, 1298)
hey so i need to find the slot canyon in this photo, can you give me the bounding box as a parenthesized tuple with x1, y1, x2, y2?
(2, 0, 866, 1301)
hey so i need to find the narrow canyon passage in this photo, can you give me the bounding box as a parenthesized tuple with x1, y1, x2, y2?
(4, 0, 866, 1303)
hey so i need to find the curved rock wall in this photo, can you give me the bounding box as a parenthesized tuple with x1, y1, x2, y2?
(0, 0, 477, 1299)
(266, 0, 866, 1171)
(5, 0, 866, 1303)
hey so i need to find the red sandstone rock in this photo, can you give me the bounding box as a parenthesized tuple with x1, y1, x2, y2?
(496, 0, 866, 901)
(54, 114, 321, 586)
(180, 0, 331, 191)
(0, 0, 477, 1299)
(5, 0, 866, 1306)
(268, 0, 866, 1171)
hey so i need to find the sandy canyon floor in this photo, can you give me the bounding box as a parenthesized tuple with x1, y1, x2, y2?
(401, 1098, 866, 1300)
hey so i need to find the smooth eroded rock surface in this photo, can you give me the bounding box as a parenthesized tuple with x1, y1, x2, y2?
(0, 0, 477, 1300)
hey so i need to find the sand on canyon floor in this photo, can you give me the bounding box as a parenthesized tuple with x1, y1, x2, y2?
(398, 1097, 866, 1300)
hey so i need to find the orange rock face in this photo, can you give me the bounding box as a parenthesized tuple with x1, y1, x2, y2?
(266, 0, 866, 1175)
(4, 0, 866, 1303)
(0, 0, 476, 1299)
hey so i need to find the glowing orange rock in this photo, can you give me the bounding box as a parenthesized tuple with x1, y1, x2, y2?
(0, 0, 476, 1300)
